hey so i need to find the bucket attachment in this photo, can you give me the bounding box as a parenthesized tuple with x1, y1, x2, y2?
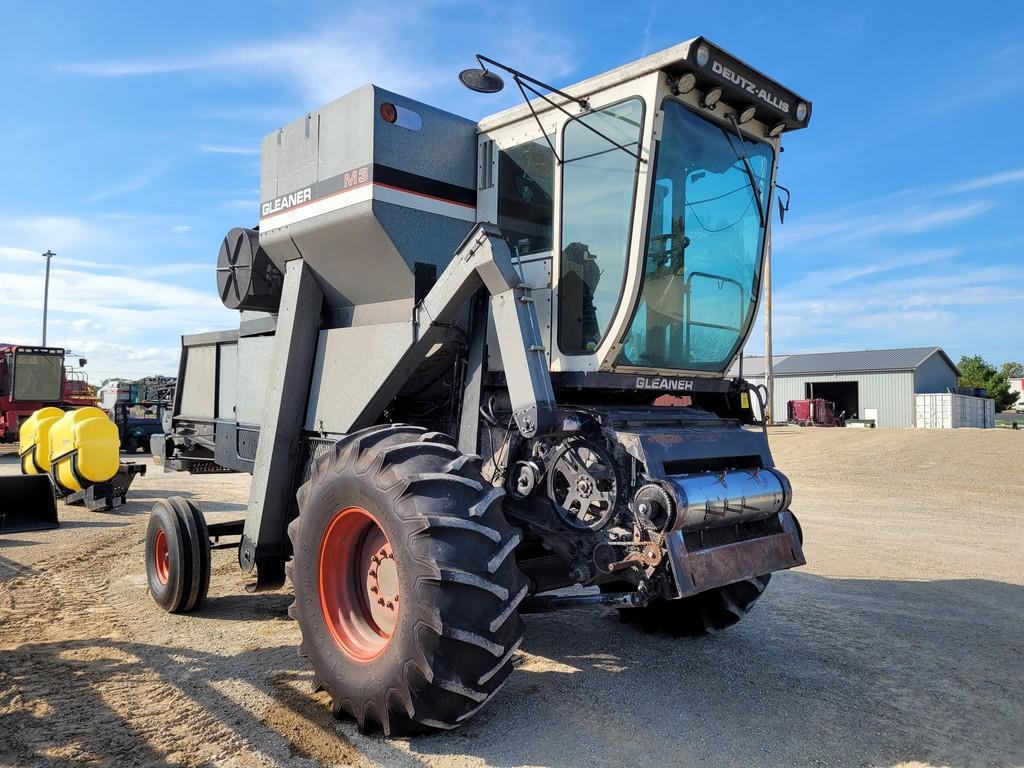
(0, 475, 59, 533)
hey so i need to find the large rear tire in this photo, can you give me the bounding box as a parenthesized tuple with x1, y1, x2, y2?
(286, 424, 527, 735)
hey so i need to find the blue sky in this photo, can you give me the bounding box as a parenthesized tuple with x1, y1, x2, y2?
(1, 1, 1022, 381)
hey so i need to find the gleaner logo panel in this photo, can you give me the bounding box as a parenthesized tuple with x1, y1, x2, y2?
(259, 163, 474, 221)
(261, 187, 313, 217)
(635, 376, 695, 391)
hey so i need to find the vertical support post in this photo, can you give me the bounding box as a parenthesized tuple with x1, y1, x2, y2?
(41, 250, 55, 346)
(240, 259, 323, 586)
(458, 292, 487, 455)
(763, 239, 773, 425)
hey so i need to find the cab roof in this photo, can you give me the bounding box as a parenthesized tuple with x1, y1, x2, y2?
(479, 36, 811, 134)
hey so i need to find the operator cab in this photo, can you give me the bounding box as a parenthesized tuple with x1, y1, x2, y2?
(476, 37, 810, 378)
(0, 346, 65, 403)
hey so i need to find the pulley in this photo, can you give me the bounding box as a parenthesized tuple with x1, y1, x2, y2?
(545, 439, 619, 530)
(216, 227, 283, 312)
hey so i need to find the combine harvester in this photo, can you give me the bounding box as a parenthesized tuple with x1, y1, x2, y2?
(0, 344, 94, 442)
(149, 37, 811, 733)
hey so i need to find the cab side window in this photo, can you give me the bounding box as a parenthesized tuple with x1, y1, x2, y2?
(497, 138, 555, 258)
(558, 99, 643, 354)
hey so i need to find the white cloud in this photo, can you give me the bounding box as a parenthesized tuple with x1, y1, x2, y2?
(0, 245, 129, 271)
(137, 262, 209, 277)
(220, 198, 259, 211)
(70, 317, 105, 333)
(86, 163, 166, 203)
(767, 264, 1024, 354)
(56, 8, 576, 107)
(171, 224, 192, 233)
(195, 105, 299, 123)
(0, 212, 235, 382)
(758, 160, 1023, 360)
(782, 248, 959, 292)
(937, 167, 1024, 196)
(200, 144, 259, 156)
(0, 215, 118, 254)
(774, 201, 991, 252)
(0, 260, 235, 381)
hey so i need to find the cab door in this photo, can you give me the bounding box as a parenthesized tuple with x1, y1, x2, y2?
(478, 119, 559, 370)
(548, 77, 659, 374)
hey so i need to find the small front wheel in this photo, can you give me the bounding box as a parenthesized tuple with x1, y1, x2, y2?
(146, 497, 211, 612)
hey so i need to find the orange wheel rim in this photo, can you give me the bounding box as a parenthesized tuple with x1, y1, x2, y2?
(318, 506, 399, 662)
(154, 528, 170, 584)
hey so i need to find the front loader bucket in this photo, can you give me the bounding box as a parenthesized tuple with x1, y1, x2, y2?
(0, 475, 59, 533)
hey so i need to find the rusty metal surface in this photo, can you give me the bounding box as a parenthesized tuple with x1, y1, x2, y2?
(665, 510, 805, 597)
(600, 410, 775, 475)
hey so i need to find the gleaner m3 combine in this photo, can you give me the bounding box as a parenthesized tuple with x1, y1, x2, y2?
(149, 37, 811, 734)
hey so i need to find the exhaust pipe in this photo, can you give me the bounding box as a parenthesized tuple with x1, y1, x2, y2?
(636, 468, 791, 533)
(0, 475, 59, 533)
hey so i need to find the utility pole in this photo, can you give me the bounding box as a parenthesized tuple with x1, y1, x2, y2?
(763, 240, 773, 425)
(41, 250, 55, 346)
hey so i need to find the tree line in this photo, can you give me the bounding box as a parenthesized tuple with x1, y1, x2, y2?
(957, 356, 1022, 412)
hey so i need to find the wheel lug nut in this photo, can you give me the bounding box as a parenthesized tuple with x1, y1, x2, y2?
(370, 586, 378, 594)
(386, 601, 394, 610)
(378, 598, 386, 606)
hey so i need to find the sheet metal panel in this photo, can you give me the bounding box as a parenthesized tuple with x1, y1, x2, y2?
(178, 345, 216, 419)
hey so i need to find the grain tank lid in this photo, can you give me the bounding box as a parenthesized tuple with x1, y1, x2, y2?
(478, 36, 812, 134)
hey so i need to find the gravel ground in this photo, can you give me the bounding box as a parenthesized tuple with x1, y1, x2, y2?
(1, 427, 1022, 768)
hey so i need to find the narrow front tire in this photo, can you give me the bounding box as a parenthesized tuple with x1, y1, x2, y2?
(146, 497, 211, 613)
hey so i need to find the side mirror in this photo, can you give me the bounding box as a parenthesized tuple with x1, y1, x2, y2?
(776, 184, 791, 224)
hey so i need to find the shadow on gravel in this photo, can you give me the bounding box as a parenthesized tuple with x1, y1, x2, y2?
(0, 554, 39, 579)
(407, 573, 1024, 768)
(0, 638, 420, 768)
(192, 591, 293, 622)
(2, 575, 1021, 767)
(0, 537, 42, 548)
(53, 518, 131, 530)
(129, 488, 247, 516)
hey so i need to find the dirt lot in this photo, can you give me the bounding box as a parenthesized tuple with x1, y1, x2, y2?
(1, 427, 1022, 768)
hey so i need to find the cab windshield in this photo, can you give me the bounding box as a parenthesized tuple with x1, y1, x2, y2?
(13, 351, 63, 402)
(616, 99, 773, 372)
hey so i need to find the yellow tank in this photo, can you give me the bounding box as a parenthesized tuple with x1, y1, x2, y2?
(19, 406, 65, 475)
(48, 406, 120, 493)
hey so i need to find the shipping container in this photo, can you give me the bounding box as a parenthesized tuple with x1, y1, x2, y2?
(915, 393, 995, 429)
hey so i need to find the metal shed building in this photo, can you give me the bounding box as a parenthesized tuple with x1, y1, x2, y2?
(731, 347, 961, 428)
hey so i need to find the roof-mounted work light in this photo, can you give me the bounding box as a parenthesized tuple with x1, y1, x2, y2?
(736, 105, 756, 124)
(766, 121, 786, 138)
(670, 72, 697, 95)
(701, 87, 722, 109)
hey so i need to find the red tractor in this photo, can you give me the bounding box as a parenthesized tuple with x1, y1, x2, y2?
(0, 344, 96, 442)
